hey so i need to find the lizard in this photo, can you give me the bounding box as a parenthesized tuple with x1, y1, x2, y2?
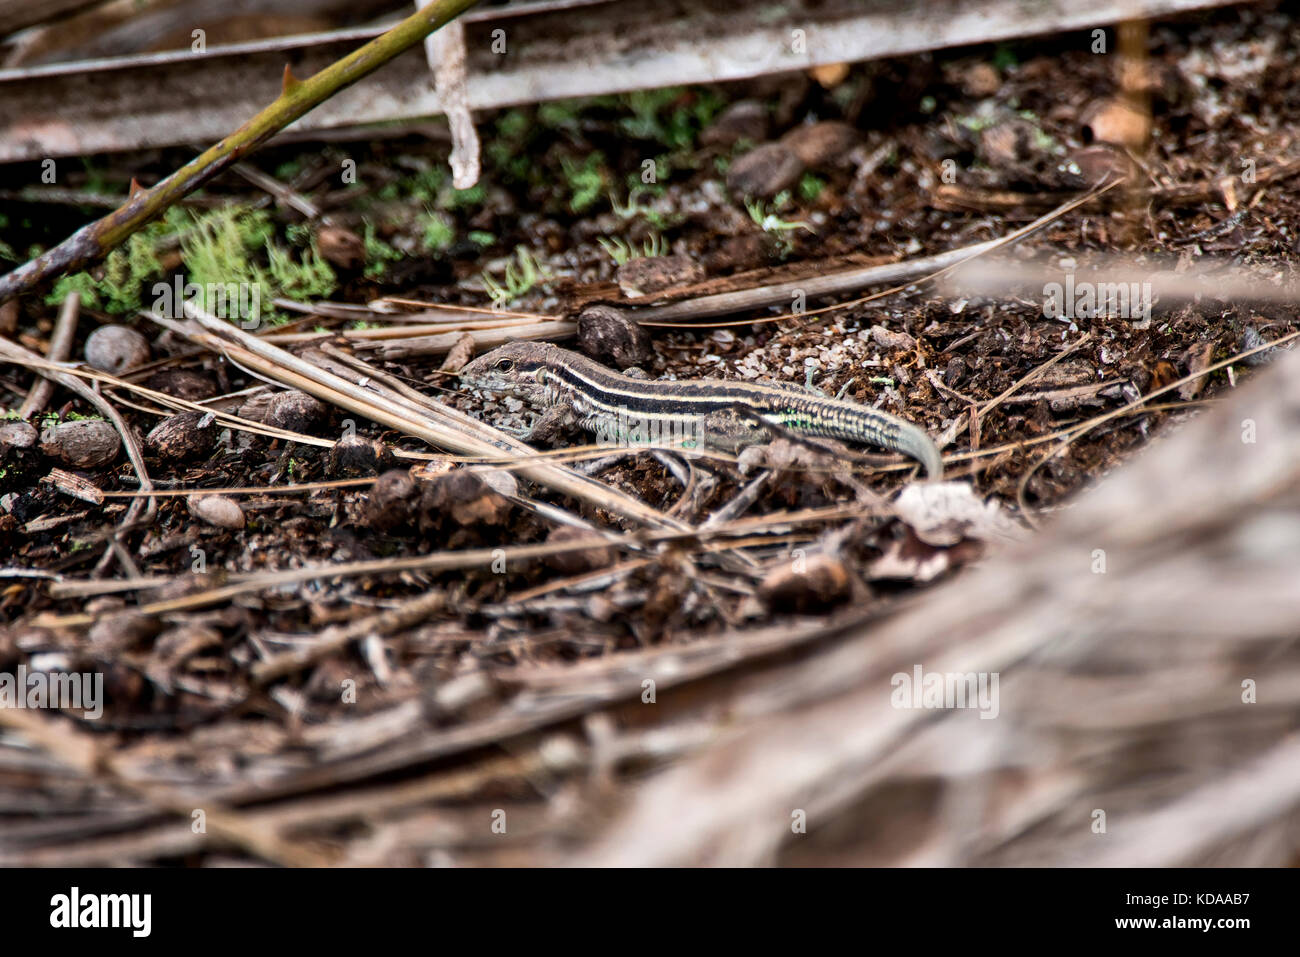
(459, 341, 943, 479)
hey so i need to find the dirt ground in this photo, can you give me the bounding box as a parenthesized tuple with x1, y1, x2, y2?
(0, 3, 1297, 864)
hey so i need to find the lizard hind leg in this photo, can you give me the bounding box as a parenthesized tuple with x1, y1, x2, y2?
(700, 406, 774, 452)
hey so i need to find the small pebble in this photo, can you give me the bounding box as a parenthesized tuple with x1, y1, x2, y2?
(577, 304, 654, 369)
(187, 494, 245, 530)
(84, 324, 151, 374)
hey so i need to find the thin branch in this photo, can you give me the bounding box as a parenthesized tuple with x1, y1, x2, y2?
(0, 0, 481, 303)
(17, 291, 80, 419)
(634, 180, 1124, 327)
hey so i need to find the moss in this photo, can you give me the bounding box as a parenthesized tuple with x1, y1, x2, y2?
(417, 210, 456, 253)
(274, 159, 304, 181)
(361, 221, 404, 279)
(47, 272, 106, 311)
(496, 109, 531, 141)
(561, 152, 606, 213)
(486, 110, 540, 186)
(440, 182, 486, 210)
(619, 88, 723, 150)
(267, 238, 336, 301)
(179, 207, 335, 323)
(407, 166, 446, 204)
(537, 101, 585, 131)
(992, 44, 1019, 70)
(79, 158, 112, 197)
(798, 173, 826, 202)
(180, 207, 271, 318)
(45, 217, 171, 314)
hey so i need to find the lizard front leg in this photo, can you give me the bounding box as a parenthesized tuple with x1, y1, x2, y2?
(490, 402, 579, 444)
(521, 402, 581, 445)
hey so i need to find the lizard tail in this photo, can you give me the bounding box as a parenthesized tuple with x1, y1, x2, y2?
(895, 420, 944, 480)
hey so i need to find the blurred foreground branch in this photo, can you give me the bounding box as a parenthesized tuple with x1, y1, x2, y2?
(582, 345, 1300, 866)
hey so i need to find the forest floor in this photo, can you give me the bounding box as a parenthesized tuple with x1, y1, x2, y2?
(0, 3, 1296, 864)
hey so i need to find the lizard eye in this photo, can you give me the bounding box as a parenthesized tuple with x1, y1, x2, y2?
(495, 358, 515, 373)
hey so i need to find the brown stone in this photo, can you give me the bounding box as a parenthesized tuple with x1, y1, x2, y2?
(147, 411, 218, 462)
(726, 142, 805, 198)
(39, 419, 120, 468)
(780, 120, 860, 168)
(577, 304, 654, 370)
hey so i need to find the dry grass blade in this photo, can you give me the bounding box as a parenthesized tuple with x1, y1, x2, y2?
(0, 335, 156, 573)
(0, 705, 331, 867)
(17, 290, 80, 419)
(37, 499, 874, 621)
(635, 179, 1123, 327)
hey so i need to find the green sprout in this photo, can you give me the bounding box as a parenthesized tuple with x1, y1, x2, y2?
(610, 187, 654, 221)
(480, 246, 550, 308)
(745, 195, 812, 236)
(744, 194, 813, 259)
(609, 185, 681, 232)
(597, 233, 667, 266)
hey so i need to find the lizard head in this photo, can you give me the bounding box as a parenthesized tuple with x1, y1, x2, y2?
(459, 341, 558, 403)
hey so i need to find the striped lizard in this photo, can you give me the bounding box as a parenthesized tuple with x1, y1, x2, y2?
(460, 341, 943, 479)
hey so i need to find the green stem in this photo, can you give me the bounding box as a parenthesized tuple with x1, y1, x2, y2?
(0, 0, 480, 304)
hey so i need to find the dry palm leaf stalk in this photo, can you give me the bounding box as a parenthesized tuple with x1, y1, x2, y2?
(578, 344, 1300, 866)
(5, 327, 1295, 864)
(8, 328, 1295, 866)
